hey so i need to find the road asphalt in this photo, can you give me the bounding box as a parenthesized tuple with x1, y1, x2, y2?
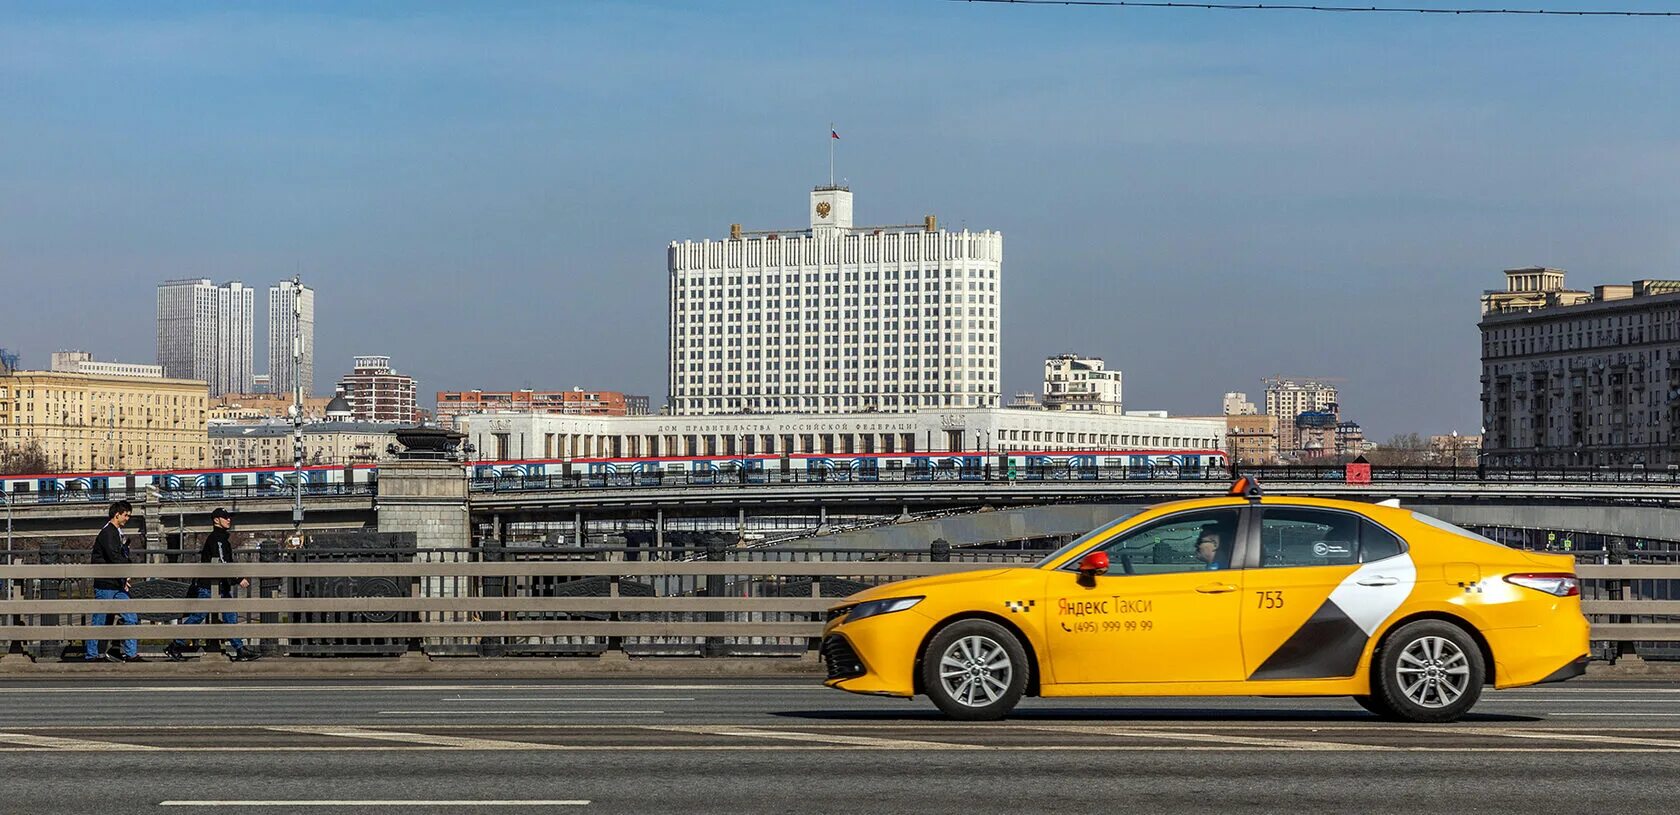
(1, 678, 1676, 814)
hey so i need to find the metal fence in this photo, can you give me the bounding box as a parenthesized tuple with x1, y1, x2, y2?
(2, 545, 1676, 662)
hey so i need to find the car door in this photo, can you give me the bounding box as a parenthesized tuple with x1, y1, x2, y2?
(1241, 505, 1415, 680)
(1043, 507, 1249, 684)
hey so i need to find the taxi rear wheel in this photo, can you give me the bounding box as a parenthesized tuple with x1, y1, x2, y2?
(1373, 620, 1485, 723)
(920, 620, 1028, 721)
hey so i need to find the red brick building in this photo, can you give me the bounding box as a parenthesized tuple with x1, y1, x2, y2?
(436, 388, 648, 428)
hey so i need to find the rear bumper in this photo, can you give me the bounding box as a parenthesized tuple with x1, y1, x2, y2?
(1485, 612, 1591, 689)
(1536, 655, 1590, 685)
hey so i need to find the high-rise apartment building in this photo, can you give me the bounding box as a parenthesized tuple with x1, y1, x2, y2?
(667, 186, 1003, 415)
(156, 279, 253, 397)
(1222, 392, 1257, 416)
(268, 280, 316, 398)
(1265, 378, 1339, 456)
(1480, 269, 1680, 467)
(1042, 355, 1123, 414)
(336, 355, 419, 423)
(1265, 378, 1339, 419)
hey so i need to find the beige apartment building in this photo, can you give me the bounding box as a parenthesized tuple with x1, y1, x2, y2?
(1226, 414, 1280, 465)
(210, 422, 394, 468)
(0, 370, 209, 473)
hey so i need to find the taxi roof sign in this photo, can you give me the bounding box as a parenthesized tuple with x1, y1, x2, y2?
(1229, 476, 1263, 499)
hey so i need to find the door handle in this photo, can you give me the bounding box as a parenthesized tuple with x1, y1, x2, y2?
(1356, 577, 1399, 587)
(1195, 583, 1239, 594)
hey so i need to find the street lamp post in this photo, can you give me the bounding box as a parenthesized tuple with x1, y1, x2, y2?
(289, 275, 305, 543)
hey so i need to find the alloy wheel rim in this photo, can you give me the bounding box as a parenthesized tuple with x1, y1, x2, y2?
(939, 635, 1013, 708)
(1396, 635, 1470, 708)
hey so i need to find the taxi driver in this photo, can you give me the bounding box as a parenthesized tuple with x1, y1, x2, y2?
(1195, 527, 1227, 570)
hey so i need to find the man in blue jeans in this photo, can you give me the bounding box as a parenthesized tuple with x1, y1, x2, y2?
(166, 508, 257, 661)
(85, 500, 144, 662)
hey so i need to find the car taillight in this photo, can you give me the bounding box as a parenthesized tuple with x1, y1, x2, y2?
(1504, 572, 1580, 597)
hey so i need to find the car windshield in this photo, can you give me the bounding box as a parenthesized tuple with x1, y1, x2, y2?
(1033, 510, 1145, 567)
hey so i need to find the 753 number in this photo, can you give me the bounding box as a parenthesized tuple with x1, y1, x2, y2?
(1255, 590, 1285, 610)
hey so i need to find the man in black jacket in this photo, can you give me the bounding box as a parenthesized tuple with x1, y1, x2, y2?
(84, 501, 143, 662)
(166, 508, 257, 661)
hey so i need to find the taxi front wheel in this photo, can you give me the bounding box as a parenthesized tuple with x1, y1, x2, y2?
(921, 619, 1028, 721)
(1372, 620, 1485, 723)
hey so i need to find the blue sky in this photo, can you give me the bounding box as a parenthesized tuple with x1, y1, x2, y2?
(3, 1, 1678, 437)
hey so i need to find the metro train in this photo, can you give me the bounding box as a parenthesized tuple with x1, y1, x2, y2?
(470, 449, 1229, 488)
(0, 463, 379, 503)
(0, 449, 1227, 502)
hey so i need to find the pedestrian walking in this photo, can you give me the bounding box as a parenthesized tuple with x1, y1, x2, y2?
(84, 501, 144, 662)
(166, 508, 258, 662)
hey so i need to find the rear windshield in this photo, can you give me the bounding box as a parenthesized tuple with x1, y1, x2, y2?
(1410, 512, 1500, 546)
(1034, 510, 1144, 567)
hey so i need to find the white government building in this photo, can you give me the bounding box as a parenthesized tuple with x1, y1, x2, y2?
(460, 182, 1226, 464)
(667, 185, 1002, 415)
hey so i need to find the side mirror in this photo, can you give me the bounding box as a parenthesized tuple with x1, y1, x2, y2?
(1077, 551, 1110, 577)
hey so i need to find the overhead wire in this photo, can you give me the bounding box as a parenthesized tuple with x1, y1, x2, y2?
(950, 1, 1680, 16)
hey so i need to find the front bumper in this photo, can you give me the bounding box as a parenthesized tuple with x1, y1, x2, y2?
(819, 611, 929, 698)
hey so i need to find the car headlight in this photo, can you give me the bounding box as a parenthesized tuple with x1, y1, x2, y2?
(842, 596, 924, 623)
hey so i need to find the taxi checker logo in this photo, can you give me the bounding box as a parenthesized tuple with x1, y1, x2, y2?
(1003, 599, 1035, 613)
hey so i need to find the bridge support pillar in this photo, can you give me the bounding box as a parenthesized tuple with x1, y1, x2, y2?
(376, 460, 470, 550)
(377, 460, 470, 653)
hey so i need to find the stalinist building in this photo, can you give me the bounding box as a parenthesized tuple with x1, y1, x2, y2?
(667, 186, 1003, 415)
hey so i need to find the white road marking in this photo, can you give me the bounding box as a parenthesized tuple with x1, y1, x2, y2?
(267, 726, 558, 750)
(1022, 725, 1393, 751)
(0, 684, 818, 694)
(441, 697, 696, 702)
(158, 800, 589, 807)
(1446, 728, 1680, 749)
(1550, 713, 1680, 717)
(651, 725, 984, 750)
(376, 710, 667, 716)
(0, 732, 160, 751)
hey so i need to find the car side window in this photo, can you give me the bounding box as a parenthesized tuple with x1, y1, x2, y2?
(1359, 519, 1406, 562)
(1087, 509, 1242, 575)
(1259, 507, 1406, 567)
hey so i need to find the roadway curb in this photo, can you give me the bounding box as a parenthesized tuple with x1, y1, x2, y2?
(1584, 659, 1680, 679)
(0, 652, 828, 679)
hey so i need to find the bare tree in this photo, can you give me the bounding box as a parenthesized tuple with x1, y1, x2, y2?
(0, 440, 51, 475)
(1363, 433, 1432, 466)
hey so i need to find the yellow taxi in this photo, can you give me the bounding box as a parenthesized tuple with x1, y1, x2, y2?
(820, 479, 1590, 722)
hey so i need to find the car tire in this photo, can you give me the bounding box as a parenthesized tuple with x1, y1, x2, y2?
(920, 619, 1029, 721)
(1350, 694, 1396, 718)
(1372, 620, 1485, 723)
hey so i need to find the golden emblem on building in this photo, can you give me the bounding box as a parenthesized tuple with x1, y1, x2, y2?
(816, 201, 832, 218)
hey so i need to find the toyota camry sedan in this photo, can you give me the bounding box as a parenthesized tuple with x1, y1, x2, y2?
(820, 479, 1589, 722)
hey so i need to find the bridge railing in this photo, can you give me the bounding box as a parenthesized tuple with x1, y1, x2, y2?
(0, 543, 1045, 660)
(1, 550, 1676, 661)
